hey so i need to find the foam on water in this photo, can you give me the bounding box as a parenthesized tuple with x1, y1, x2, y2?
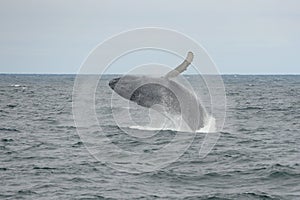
(197, 115, 216, 133)
(129, 113, 216, 133)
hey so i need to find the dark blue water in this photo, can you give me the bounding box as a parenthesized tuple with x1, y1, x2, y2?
(0, 74, 299, 199)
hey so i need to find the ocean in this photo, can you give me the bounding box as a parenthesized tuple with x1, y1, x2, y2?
(0, 74, 299, 199)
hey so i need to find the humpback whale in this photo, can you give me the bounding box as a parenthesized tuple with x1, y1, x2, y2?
(108, 52, 207, 131)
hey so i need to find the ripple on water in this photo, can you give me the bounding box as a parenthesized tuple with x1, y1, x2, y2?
(0, 74, 299, 199)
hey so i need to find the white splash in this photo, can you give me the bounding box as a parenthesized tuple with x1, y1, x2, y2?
(196, 116, 216, 133)
(129, 112, 216, 133)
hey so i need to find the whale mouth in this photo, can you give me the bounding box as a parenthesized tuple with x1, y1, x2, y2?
(109, 77, 120, 90)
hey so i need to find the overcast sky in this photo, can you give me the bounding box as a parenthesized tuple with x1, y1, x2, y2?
(0, 0, 299, 74)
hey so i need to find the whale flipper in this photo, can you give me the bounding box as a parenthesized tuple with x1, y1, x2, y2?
(165, 52, 194, 79)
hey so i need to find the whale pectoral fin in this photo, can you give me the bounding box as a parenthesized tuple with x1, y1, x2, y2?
(165, 52, 194, 79)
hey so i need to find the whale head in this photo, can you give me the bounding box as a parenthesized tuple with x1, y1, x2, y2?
(109, 75, 148, 101)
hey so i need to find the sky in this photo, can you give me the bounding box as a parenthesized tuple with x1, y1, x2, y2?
(0, 0, 299, 74)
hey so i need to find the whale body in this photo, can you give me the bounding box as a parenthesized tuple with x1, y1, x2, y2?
(108, 52, 207, 131)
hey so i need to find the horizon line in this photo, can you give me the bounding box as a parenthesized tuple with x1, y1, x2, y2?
(0, 73, 299, 75)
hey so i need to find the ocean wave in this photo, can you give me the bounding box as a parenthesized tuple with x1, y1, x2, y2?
(17, 190, 37, 195)
(6, 104, 17, 108)
(10, 84, 26, 87)
(253, 163, 300, 179)
(72, 141, 83, 147)
(236, 106, 264, 110)
(193, 192, 282, 200)
(1, 138, 14, 142)
(0, 128, 20, 132)
(33, 166, 57, 170)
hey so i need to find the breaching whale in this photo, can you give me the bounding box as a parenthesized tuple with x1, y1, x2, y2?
(108, 52, 207, 131)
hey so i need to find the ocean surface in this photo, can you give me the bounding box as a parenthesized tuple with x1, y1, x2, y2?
(0, 74, 299, 199)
